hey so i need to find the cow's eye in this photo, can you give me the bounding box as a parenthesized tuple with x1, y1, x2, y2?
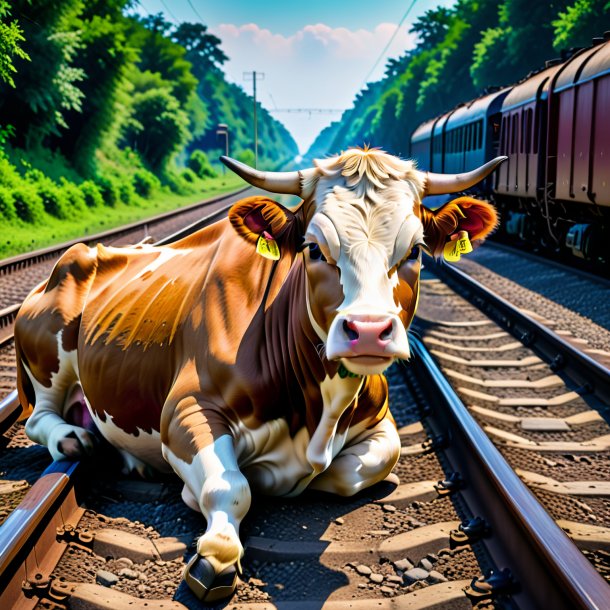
(406, 245, 420, 261)
(309, 243, 327, 262)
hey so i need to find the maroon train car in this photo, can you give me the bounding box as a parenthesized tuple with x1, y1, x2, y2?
(411, 34, 610, 263)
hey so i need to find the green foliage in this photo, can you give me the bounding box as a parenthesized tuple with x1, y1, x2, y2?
(0, 152, 21, 188)
(12, 184, 46, 223)
(36, 177, 70, 219)
(0, 1, 86, 146)
(128, 14, 197, 105)
(80, 180, 103, 208)
(58, 3, 136, 175)
(121, 87, 190, 171)
(0, 185, 16, 221)
(188, 149, 217, 178)
(118, 176, 136, 205)
(95, 174, 121, 207)
(553, 0, 610, 50)
(60, 179, 87, 213)
(0, 1, 30, 88)
(132, 169, 160, 198)
(181, 168, 197, 183)
(237, 149, 256, 167)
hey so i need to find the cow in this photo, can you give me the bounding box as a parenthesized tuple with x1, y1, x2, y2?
(14, 148, 504, 601)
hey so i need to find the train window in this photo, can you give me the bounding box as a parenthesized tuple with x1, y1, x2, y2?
(525, 108, 533, 153)
(479, 119, 484, 148)
(499, 118, 506, 154)
(520, 111, 525, 153)
(466, 125, 471, 151)
(511, 114, 518, 154)
(533, 106, 540, 154)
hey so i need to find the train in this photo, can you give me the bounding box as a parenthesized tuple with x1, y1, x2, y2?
(410, 33, 610, 264)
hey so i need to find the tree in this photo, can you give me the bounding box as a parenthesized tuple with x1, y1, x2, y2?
(58, 1, 136, 174)
(120, 86, 189, 171)
(0, 0, 86, 147)
(128, 14, 197, 105)
(409, 7, 454, 51)
(0, 1, 29, 88)
(553, 0, 610, 50)
(172, 22, 227, 78)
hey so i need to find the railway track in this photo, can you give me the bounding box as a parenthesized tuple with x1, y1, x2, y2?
(0, 213, 609, 607)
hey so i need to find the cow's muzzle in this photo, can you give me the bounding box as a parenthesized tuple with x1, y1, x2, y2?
(326, 313, 410, 373)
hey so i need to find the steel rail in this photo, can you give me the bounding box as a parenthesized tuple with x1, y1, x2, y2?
(0, 460, 81, 607)
(409, 336, 609, 609)
(429, 259, 610, 404)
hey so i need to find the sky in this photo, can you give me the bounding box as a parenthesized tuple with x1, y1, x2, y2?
(135, 0, 457, 155)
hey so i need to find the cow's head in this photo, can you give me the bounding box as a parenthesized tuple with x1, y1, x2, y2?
(224, 148, 504, 376)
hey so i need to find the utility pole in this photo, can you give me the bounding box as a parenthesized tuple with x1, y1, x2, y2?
(243, 71, 264, 168)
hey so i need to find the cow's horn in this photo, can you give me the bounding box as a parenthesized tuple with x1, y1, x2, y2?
(221, 156, 306, 199)
(423, 156, 507, 195)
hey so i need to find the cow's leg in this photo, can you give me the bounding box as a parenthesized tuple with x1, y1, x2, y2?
(162, 400, 250, 602)
(22, 349, 95, 461)
(309, 417, 400, 496)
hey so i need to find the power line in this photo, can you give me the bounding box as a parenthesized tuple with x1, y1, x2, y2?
(159, 0, 180, 24)
(186, 0, 206, 24)
(359, 0, 418, 90)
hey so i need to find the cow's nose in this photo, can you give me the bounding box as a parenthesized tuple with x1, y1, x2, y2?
(342, 316, 395, 353)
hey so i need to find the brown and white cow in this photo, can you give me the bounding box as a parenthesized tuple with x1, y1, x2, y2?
(15, 148, 504, 601)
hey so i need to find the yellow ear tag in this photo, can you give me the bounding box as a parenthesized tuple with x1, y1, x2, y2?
(443, 231, 473, 262)
(256, 232, 280, 260)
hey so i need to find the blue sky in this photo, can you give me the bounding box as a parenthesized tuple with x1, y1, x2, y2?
(135, 0, 457, 154)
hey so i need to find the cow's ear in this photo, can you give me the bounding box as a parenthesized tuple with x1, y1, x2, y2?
(229, 196, 296, 247)
(420, 196, 498, 258)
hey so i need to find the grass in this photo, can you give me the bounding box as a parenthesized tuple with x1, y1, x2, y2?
(0, 174, 245, 259)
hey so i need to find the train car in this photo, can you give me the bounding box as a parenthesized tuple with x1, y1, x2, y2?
(494, 62, 564, 242)
(411, 34, 610, 263)
(410, 89, 509, 183)
(549, 38, 610, 259)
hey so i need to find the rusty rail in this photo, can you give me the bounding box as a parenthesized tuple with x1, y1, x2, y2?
(409, 336, 609, 609)
(429, 260, 610, 404)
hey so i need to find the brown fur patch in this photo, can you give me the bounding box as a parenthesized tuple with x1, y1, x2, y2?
(229, 196, 295, 246)
(420, 196, 498, 257)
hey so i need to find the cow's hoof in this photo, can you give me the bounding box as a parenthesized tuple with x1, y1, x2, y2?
(58, 430, 95, 458)
(183, 554, 238, 602)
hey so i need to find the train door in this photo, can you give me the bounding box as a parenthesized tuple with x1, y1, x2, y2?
(592, 76, 610, 205)
(572, 81, 595, 203)
(555, 88, 575, 202)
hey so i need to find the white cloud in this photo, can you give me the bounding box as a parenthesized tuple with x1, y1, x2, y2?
(212, 22, 418, 154)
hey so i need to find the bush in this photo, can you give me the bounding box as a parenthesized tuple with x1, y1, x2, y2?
(12, 185, 46, 223)
(37, 178, 70, 219)
(0, 186, 17, 222)
(162, 168, 194, 195)
(118, 177, 136, 205)
(80, 181, 104, 208)
(187, 149, 217, 179)
(236, 149, 256, 167)
(132, 169, 160, 198)
(181, 167, 197, 183)
(60, 179, 87, 214)
(0, 154, 21, 188)
(96, 174, 121, 207)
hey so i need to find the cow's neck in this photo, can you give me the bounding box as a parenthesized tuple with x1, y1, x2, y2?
(253, 257, 361, 437)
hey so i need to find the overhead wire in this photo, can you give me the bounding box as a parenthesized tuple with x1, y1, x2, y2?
(359, 0, 418, 90)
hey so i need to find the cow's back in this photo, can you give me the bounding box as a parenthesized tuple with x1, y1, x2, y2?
(15, 243, 98, 418)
